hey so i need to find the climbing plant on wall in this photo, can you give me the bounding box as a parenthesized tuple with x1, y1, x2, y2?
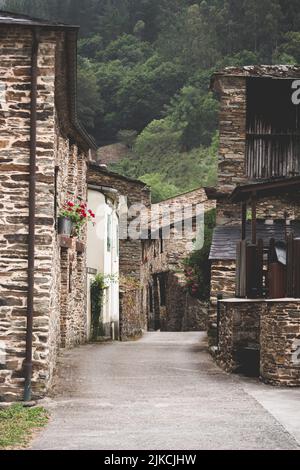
(183, 208, 216, 301)
(90, 273, 117, 340)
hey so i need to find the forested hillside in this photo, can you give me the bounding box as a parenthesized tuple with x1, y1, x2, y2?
(4, 1, 300, 201)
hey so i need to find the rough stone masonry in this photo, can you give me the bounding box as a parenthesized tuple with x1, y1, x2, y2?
(0, 14, 94, 402)
(210, 66, 300, 386)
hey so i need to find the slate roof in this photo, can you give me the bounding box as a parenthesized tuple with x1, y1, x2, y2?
(230, 176, 300, 203)
(0, 10, 97, 151)
(0, 10, 77, 28)
(89, 162, 150, 188)
(210, 65, 300, 93)
(209, 221, 300, 260)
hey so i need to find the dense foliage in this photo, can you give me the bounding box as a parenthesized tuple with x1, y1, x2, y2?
(4, 1, 300, 199)
(90, 273, 116, 339)
(184, 208, 216, 300)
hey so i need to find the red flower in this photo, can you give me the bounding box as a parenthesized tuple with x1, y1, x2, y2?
(67, 201, 74, 208)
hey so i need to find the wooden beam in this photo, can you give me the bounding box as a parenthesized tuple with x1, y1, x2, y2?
(251, 192, 257, 245)
(229, 176, 300, 203)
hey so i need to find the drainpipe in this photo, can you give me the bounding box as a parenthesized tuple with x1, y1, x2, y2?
(24, 29, 39, 402)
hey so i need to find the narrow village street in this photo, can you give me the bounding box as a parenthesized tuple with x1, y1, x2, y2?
(2, 4, 300, 456)
(32, 333, 300, 450)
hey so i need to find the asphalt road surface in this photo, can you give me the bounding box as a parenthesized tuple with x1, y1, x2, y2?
(32, 332, 299, 450)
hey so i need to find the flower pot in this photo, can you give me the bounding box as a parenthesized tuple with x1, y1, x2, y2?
(58, 217, 73, 237)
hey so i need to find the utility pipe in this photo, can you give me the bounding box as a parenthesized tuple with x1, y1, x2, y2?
(24, 29, 39, 402)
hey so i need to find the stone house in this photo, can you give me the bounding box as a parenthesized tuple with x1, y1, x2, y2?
(141, 188, 216, 332)
(0, 11, 97, 402)
(87, 184, 119, 341)
(209, 66, 300, 386)
(88, 162, 151, 341)
(210, 65, 300, 309)
(96, 143, 129, 166)
(86, 169, 217, 337)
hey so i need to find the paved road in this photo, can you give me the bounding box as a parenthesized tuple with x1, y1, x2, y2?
(32, 332, 299, 450)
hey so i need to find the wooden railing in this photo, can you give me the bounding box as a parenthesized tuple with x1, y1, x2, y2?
(236, 239, 263, 298)
(236, 234, 300, 299)
(287, 234, 300, 298)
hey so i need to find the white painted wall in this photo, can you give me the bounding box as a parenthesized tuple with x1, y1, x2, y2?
(87, 189, 119, 340)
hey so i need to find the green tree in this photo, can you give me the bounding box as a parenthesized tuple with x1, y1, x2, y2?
(166, 85, 218, 149)
(273, 31, 300, 63)
(5, 0, 300, 160)
(102, 34, 153, 66)
(78, 35, 104, 60)
(95, 59, 128, 142)
(115, 54, 185, 133)
(242, 0, 282, 59)
(117, 129, 138, 148)
(279, 0, 300, 32)
(77, 57, 102, 132)
(140, 173, 178, 203)
(184, 208, 216, 301)
(134, 118, 182, 162)
(110, 129, 218, 197)
(157, 2, 220, 70)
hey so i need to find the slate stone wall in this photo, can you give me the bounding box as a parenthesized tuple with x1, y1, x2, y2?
(0, 28, 88, 401)
(140, 190, 215, 332)
(217, 300, 261, 373)
(210, 67, 300, 349)
(164, 272, 208, 332)
(218, 299, 300, 386)
(88, 164, 152, 339)
(260, 301, 300, 386)
(119, 286, 143, 341)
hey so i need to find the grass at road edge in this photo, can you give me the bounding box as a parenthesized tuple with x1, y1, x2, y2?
(0, 404, 48, 449)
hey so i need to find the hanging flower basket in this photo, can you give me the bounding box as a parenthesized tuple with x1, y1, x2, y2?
(57, 216, 73, 236)
(58, 198, 95, 238)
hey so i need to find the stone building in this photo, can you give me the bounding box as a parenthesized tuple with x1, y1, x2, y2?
(96, 143, 129, 166)
(210, 66, 300, 386)
(210, 65, 300, 310)
(0, 12, 96, 402)
(141, 188, 216, 332)
(88, 162, 151, 341)
(87, 184, 119, 341)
